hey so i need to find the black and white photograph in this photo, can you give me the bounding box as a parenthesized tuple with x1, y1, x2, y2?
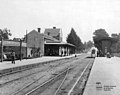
(0, 0, 120, 95)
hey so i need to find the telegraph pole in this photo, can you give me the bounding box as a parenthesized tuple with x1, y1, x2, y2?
(26, 30, 27, 59)
(20, 39, 22, 61)
(1, 37, 3, 62)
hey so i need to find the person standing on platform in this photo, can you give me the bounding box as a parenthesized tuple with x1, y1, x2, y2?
(11, 50, 15, 64)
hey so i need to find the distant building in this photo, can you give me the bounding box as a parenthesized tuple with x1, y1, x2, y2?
(0, 40, 27, 60)
(13, 38, 21, 41)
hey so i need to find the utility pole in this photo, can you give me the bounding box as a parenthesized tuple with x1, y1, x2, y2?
(20, 39, 22, 61)
(26, 30, 27, 59)
(1, 37, 3, 62)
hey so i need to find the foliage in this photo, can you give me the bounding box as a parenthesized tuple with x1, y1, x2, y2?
(66, 28, 84, 50)
(0, 28, 12, 40)
(93, 28, 109, 38)
(111, 33, 120, 53)
(93, 28, 109, 52)
(84, 40, 93, 49)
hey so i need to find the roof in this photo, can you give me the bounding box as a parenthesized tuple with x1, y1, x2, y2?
(42, 33, 60, 42)
(44, 28, 60, 36)
(27, 29, 60, 42)
(45, 42, 76, 47)
(0, 40, 26, 47)
(28, 29, 41, 36)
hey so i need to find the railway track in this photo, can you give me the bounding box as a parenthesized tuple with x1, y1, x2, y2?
(11, 74, 45, 95)
(0, 57, 78, 87)
(16, 67, 72, 95)
(53, 69, 69, 95)
(13, 58, 94, 95)
(8, 58, 81, 95)
(0, 56, 78, 77)
(0, 68, 48, 87)
(0, 54, 92, 95)
(67, 60, 94, 95)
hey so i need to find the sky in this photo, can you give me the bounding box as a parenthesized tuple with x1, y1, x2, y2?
(0, 0, 120, 43)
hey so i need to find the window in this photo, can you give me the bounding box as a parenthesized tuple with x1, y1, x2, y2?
(48, 32, 50, 35)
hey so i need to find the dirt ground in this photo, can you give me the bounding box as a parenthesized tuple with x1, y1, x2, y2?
(0, 54, 91, 95)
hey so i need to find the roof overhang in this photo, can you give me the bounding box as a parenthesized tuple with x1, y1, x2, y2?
(45, 42, 76, 47)
(0, 40, 26, 47)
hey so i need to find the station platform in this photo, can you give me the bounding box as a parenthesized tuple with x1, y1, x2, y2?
(83, 57, 120, 95)
(0, 54, 84, 76)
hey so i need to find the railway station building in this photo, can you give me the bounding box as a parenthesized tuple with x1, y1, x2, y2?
(25, 27, 76, 57)
(0, 27, 76, 61)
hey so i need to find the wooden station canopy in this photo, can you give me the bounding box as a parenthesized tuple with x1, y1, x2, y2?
(45, 42, 76, 47)
(45, 42, 76, 56)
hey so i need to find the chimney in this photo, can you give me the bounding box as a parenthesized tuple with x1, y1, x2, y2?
(38, 28, 41, 33)
(53, 27, 56, 29)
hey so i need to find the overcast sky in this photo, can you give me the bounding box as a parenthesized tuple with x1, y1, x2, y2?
(0, 0, 120, 42)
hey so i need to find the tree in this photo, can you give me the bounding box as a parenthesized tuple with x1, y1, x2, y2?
(0, 28, 12, 40)
(66, 28, 84, 50)
(93, 28, 109, 38)
(84, 40, 93, 49)
(111, 33, 119, 38)
(111, 33, 120, 53)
